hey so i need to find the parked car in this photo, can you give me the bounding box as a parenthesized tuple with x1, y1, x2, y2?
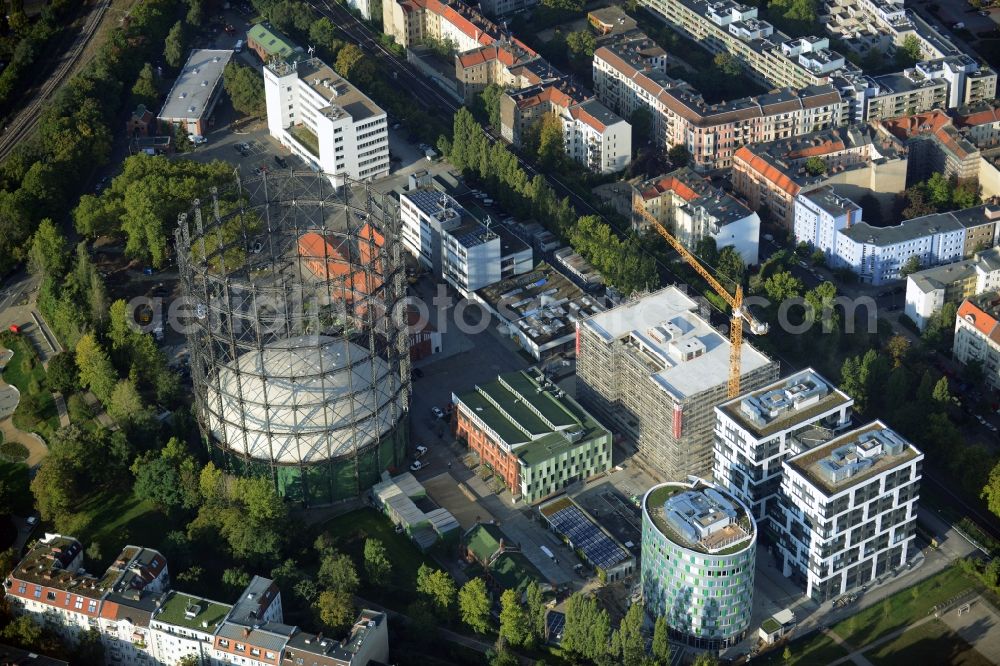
(411, 367, 424, 379)
(415, 445, 428, 457)
(274, 155, 289, 169)
(189, 135, 207, 145)
(431, 406, 445, 419)
(410, 460, 424, 472)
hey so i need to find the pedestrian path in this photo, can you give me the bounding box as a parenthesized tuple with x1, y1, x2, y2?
(828, 615, 935, 666)
(0, 346, 47, 467)
(83, 391, 115, 429)
(53, 391, 69, 427)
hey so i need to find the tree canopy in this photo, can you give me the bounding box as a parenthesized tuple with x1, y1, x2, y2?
(224, 62, 266, 117)
(458, 577, 491, 634)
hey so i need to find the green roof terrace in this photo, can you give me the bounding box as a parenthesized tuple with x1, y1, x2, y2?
(456, 369, 609, 460)
(152, 591, 231, 633)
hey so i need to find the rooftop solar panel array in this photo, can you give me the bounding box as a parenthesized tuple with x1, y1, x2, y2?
(547, 504, 630, 570)
(546, 611, 565, 642)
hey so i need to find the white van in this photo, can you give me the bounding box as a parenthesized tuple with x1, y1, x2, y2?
(234, 39, 244, 53)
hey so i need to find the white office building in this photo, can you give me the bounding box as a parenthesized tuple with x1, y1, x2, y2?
(904, 248, 1000, 330)
(793, 186, 863, 258)
(399, 188, 532, 295)
(714, 369, 853, 528)
(264, 57, 389, 182)
(775, 422, 922, 602)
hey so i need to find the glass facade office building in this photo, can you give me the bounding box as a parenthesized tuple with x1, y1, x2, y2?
(641, 480, 757, 650)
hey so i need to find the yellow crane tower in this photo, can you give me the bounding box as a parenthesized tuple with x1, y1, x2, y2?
(632, 195, 768, 399)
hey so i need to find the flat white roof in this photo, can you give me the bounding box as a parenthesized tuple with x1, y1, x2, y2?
(159, 49, 233, 122)
(581, 286, 772, 400)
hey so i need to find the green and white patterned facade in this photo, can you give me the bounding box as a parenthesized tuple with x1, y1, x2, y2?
(641, 480, 757, 649)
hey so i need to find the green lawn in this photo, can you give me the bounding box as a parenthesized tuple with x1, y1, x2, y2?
(2, 337, 60, 438)
(869, 619, 992, 666)
(754, 630, 850, 665)
(317, 508, 435, 605)
(831, 566, 978, 647)
(74, 488, 165, 568)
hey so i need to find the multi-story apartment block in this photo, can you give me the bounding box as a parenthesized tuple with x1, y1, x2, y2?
(453, 368, 612, 503)
(399, 187, 532, 295)
(382, 0, 501, 51)
(955, 101, 1000, 150)
(640, 0, 846, 90)
(879, 110, 981, 185)
(635, 168, 760, 265)
(5, 536, 389, 666)
(263, 57, 389, 182)
(454, 39, 551, 102)
(775, 422, 922, 601)
(830, 204, 1000, 285)
(794, 186, 864, 258)
(714, 369, 854, 528)
(501, 77, 632, 174)
(905, 248, 1000, 330)
(641, 479, 756, 650)
(576, 286, 778, 481)
(732, 125, 905, 228)
(593, 32, 847, 171)
(954, 293, 1000, 391)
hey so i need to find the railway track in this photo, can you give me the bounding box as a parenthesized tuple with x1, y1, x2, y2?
(0, 0, 109, 161)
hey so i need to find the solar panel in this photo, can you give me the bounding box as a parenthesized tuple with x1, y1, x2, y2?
(548, 505, 629, 570)
(546, 611, 565, 641)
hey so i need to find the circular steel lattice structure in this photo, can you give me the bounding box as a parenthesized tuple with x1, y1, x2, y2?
(176, 171, 410, 506)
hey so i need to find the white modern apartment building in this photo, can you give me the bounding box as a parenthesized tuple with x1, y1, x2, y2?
(399, 188, 532, 295)
(264, 57, 389, 182)
(635, 168, 760, 265)
(793, 186, 863, 258)
(775, 422, 922, 602)
(955, 294, 1000, 391)
(904, 248, 1000, 330)
(714, 369, 854, 529)
(793, 194, 1000, 285)
(593, 33, 846, 171)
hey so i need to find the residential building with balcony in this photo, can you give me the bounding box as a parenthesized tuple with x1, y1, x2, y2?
(399, 187, 532, 296)
(793, 185, 864, 258)
(878, 110, 981, 185)
(714, 369, 854, 528)
(641, 479, 756, 650)
(904, 248, 1000, 331)
(576, 286, 778, 481)
(149, 591, 232, 666)
(639, 0, 847, 90)
(501, 77, 632, 174)
(954, 293, 1000, 391)
(592, 32, 846, 171)
(264, 57, 389, 182)
(775, 422, 922, 601)
(635, 168, 760, 265)
(453, 368, 612, 503)
(382, 0, 502, 51)
(731, 125, 905, 228)
(831, 203, 1000, 285)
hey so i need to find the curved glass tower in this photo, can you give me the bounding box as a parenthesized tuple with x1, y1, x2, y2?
(641, 479, 757, 650)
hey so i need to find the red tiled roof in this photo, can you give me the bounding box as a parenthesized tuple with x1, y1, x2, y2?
(640, 175, 700, 202)
(956, 106, 1000, 128)
(958, 299, 1000, 343)
(570, 105, 606, 132)
(733, 146, 800, 197)
(786, 140, 846, 159)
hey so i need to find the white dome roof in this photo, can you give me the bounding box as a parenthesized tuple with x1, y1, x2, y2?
(205, 335, 403, 463)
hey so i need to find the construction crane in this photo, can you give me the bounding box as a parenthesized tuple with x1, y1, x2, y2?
(632, 195, 768, 399)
